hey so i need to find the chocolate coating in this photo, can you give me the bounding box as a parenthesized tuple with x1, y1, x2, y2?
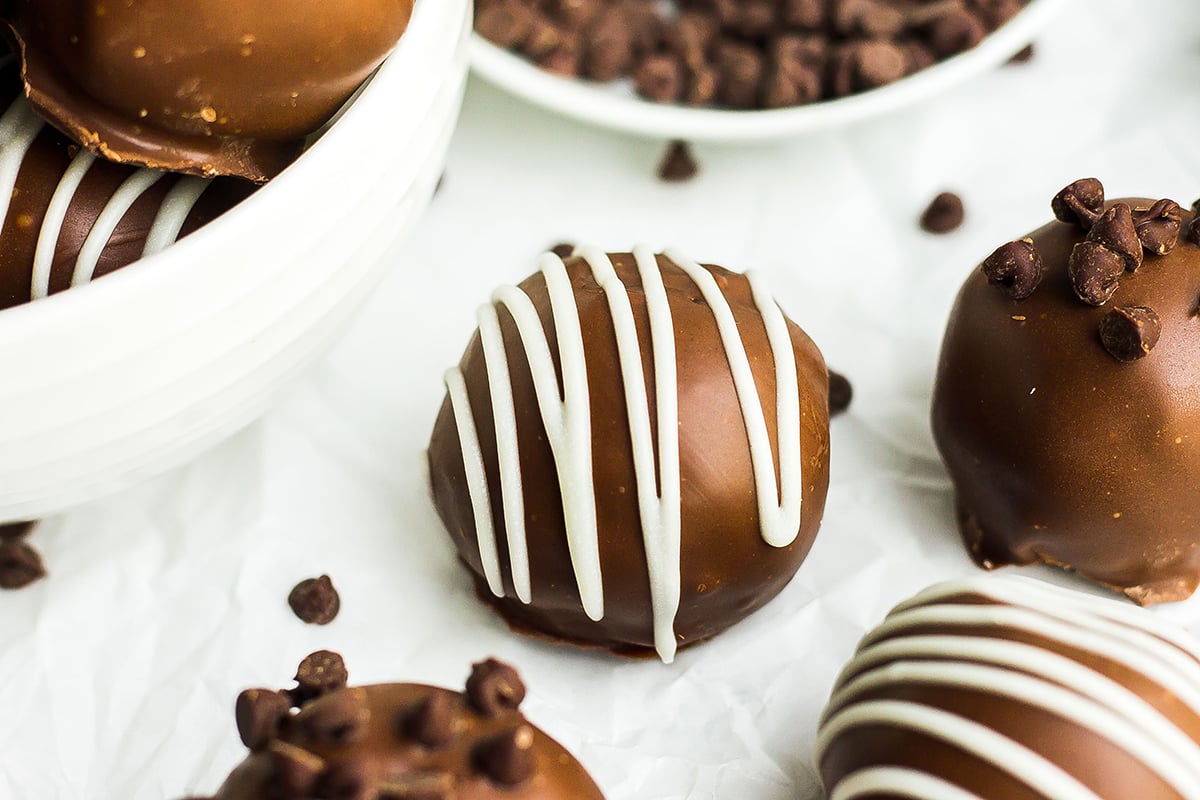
(205, 659, 604, 800)
(932, 199, 1200, 604)
(428, 250, 830, 660)
(3, 0, 414, 182)
(0, 69, 254, 312)
(817, 576, 1200, 799)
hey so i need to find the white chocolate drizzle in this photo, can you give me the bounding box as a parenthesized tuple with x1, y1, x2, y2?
(0, 93, 213, 301)
(816, 575, 1200, 799)
(444, 247, 803, 662)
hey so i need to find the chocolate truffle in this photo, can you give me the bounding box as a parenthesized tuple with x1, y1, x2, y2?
(428, 247, 830, 662)
(0, 65, 254, 312)
(932, 181, 1200, 604)
(817, 575, 1200, 799)
(195, 654, 604, 800)
(3, 0, 415, 182)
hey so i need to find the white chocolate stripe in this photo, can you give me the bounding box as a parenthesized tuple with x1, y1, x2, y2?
(445, 250, 802, 662)
(580, 245, 682, 662)
(830, 767, 984, 800)
(817, 700, 1103, 800)
(831, 635, 1200, 784)
(142, 176, 211, 258)
(72, 168, 163, 286)
(861, 602, 1200, 715)
(32, 149, 95, 300)
(665, 251, 803, 546)
(444, 367, 504, 596)
(0, 98, 46, 241)
(904, 575, 1200, 661)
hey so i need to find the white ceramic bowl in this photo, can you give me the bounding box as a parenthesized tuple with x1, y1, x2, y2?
(472, 0, 1072, 141)
(0, 0, 472, 523)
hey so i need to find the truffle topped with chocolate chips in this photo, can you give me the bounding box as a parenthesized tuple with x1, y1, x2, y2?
(932, 178, 1200, 605)
(193, 653, 604, 800)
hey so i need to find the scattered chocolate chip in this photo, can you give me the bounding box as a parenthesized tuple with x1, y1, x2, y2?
(829, 371, 853, 417)
(402, 693, 456, 748)
(980, 239, 1043, 300)
(378, 771, 456, 800)
(0, 521, 34, 540)
(657, 140, 698, 183)
(293, 650, 349, 704)
(1099, 306, 1161, 362)
(1134, 198, 1182, 255)
(0, 539, 46, 590)
(473, 725, 537, 787)
(296, 687, 370, 746)
(1051, 178, 1105, 229)
(1087, 203, 1142, 272)
(288, 575, 341, 625)
(465, 659, 526, 717)
(235, 689, 292, 751)
(634, 53, 684, 103)
(1068, 241, 1125, 306)
(267, 740, 324, 797)
(1007, 43, 1035, 63)
(550, 242, 575, 259)
(920, 191, 965, 233)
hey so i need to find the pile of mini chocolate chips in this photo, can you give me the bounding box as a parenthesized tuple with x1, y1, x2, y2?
(980, 178, 1200, 363)
(476, 0, 1029, 109)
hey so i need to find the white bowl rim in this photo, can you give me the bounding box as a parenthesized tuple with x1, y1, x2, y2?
(0, 0, 466, 333)
(470, 0, 1073, 142)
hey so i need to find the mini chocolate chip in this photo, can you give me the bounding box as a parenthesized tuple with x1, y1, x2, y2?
(926, 9, 987, 58)
(657, 140, 698, 183)
(715, 40, 764, 109)
(402, 693, 456, 748)
(519, 13, 565, 61)
(980, 239, 1043, 300)
(475, 1, 534, 49)
(829, 371, 853, 417)
(0, 539, 46, 590)
(473, 725, 537, 787)
(378, 772, 456, 800)
(920, 191, 965, 234)
(314, 761, 372, 800)
(781, 0, 826, 28)
(550, 242, 575, 259)
(0, 521, 34, 540)
(581, 8, 634, 81)
(1099, 306, 1161, 362)
(1051, 178, 1105, 229)
(1134, 198, 1182, 255)
(1068, 241, 1125, 306)
(288, 575, 341, 625)
(293, 651, 349, 704)
(296, 687, 371, 747)
(236, 688, 292, 751)
(466, 659, 526, 717)
(1087, 203, 1142, 272)
(267, 741, 324, 798)
(685, 63, 720, 106)
(634, 53, 684, 103)
(1007, 43, 1035, 63)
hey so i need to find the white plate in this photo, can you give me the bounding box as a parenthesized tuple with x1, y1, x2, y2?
(471, 0, 1073, 142)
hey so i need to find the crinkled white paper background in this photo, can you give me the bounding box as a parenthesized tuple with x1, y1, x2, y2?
(5, 1, 1200, 798)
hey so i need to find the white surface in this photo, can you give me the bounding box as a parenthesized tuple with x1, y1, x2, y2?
(0, 0, 471, 522)
(470, 0, 1071, 142)
(5, 1, 1200, 799)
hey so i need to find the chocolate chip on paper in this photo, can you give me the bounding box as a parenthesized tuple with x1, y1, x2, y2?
(920, 191, 965, 234)
(288, 574, 341, 625)
(829, 371, 853, 417)
(657, 140, 699, 182)
(0, 539, 46, 590)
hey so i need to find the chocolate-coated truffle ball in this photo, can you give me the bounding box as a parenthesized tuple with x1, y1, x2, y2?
(3, 0, 415, 181)
(933, 182, 1200, 604)
(0, 68, 254, 311)
(817, 576, 1200, 799)
(194, 654, 604, 800)
(428, 247, 830, 662)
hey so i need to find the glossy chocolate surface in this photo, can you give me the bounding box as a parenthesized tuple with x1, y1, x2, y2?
(427, 252, 830, 657)
(0, 66, 254, 311)
(932, 199, 1200, 603)
(3, 0, 414, 182)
